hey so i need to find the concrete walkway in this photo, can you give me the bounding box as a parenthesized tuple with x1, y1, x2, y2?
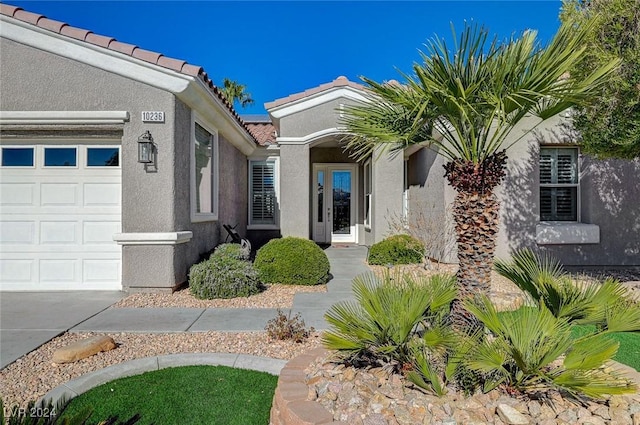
(69, 245, 368, 333)
(1, 246, 369, 369)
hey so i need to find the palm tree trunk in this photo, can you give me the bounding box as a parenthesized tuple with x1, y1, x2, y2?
(450, 190, 500, 331)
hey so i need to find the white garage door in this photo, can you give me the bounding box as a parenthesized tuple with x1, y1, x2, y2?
(0, 143, 122, 290)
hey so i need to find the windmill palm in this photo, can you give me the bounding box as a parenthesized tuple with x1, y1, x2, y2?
(341, 21, 618, 329)
(220, 77, 255, 108)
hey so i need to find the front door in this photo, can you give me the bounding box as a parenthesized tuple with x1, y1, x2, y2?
(312, 164, 357, 244)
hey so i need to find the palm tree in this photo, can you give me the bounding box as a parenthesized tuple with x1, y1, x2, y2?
(341, 21, 618, 329)
(220, 78, 255, 109)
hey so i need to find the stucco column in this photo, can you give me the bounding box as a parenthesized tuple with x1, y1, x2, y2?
(372, 149, 404, 242)
(279, 143, 311, 238)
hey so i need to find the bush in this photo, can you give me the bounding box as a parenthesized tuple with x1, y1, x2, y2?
(254, 237, 330, 285)
(212, 242, 250, 261)
(189, 244, 262, 299)
(368, 234, 425, 265)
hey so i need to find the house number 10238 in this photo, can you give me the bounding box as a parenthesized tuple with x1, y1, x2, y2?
(142, 111, 165, 123)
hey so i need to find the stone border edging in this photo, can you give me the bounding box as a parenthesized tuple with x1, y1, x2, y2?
(40, 353, 287, 407)
(271, 347, 348, 425)
(270, 348, 640, 425)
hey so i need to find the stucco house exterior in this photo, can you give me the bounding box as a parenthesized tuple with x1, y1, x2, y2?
(1, 4, 638, 293)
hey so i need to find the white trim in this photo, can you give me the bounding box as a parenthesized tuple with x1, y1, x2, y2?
(277, 127, 347, 145)
(0, 111, 130, 125)
(535, 223, 600, 245)
(312, 163, 358, 244)
(113, 232, 193, 245)
(190, 113, 219, 223)
(268, 87, 368, 119)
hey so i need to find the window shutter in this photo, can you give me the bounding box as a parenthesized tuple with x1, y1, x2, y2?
(251, 161, 276, 225)
(539, 147, 578, 221)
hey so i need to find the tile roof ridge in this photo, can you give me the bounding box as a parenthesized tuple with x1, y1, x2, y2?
(265, 75, 367, 110)
(0, 3, 257, 145)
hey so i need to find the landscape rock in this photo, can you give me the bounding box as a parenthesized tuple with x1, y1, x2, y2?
(51, 335, 116, 364)
(496, 403, 530, 424)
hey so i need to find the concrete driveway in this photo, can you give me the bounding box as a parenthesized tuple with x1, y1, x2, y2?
(0, 291, 123, 369)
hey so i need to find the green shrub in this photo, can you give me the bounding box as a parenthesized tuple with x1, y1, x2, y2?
(368, 234, 425, 265)
(212, 242, 250, 261)
(254, 237, 329, 285)
(189, 244, 262, 299)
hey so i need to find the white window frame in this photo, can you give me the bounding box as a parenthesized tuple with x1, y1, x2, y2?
(0, 145, 36, 168)
(190, 113, 219, 223)
(248, 157, 280, 230)
(86, 146, 121, 168)
(43, 146, 79, 168)
(364, 158, 372, 230)
(539, 146, 580, 222)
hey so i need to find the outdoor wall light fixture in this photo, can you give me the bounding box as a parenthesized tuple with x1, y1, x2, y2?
(137, 130, 154, 164)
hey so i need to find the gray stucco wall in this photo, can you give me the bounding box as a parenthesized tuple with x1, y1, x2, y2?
(280, 143, 310, 238)
(279, 99, 347, 138)
(371, 149, 405, 243)
(1, 38, 250, 290)
(408, 114, 640, 267)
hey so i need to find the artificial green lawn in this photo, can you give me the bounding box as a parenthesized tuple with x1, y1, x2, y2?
(59, 366, 277, 425)
(571, 325, 640, 371)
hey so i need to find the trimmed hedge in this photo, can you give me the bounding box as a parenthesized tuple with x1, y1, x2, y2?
(368, 234, 425, 265)
(254, 237, 330, 285)
(189, 243, 262, 299)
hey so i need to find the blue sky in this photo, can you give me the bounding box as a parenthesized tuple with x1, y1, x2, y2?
(8, 1, 564, 115)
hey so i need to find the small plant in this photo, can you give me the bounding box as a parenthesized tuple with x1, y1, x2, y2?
(323, 271, 457, 368)
(494, 248, 640, 331)
(368, 234, 425, 265)
(189, 244, 262, 299)
(254, 237, 330, 285)
(265, 309, 313, 343)
(212, 242, 250, 261)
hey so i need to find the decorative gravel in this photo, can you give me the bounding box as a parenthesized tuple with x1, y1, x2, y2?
(0, 331, 322, 409)
(113, 283, 327, 309)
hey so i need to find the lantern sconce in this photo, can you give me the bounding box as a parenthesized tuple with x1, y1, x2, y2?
(137, 130, 155, 164)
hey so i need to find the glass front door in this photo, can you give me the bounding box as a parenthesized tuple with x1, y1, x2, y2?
(313, 164, 357, 243)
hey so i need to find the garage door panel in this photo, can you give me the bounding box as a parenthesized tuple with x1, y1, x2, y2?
(0, 259, 34, 282)
(39, 259, 78, 282)
(0, 183, 36, 206)
(41, 183, 79, 206)
(84, 183, 120, 206)
(40, 221, 77, 244)
(83, 259, 120, 283)
(83, 221, 120, 244)
(0, 221, 35, 244)
(0, 143, 122, 290)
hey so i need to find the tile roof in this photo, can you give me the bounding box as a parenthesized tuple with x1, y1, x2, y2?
(265, 76, 367, 110)
(245, 122, 277, 146)
(0, 3, 259, 145)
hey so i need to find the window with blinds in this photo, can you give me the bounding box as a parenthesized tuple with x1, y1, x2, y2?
(250, 160, 276, 225)
(539, 147, 578, 221)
